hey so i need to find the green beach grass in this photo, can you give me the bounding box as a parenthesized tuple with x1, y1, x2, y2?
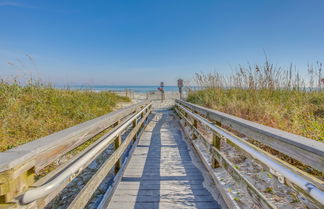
(187, 61, 324, 176)
(187, 61, 324, 142)
(0, 80, 130, 152)
(188, 88, 323, 141)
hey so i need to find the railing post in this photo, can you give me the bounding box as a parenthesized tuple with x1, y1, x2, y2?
(211, 121, 221, 168)
(132, 119, 138, 142)
(114, 121, 122, 175)
(0, 167, 35, 205)
(145, 106, 150, 122)
(114, 135, 122, 174)
(182, 111, 187, 126)
(193, 119, 198, 129)
(193, 119, 198, 139)
(132, 119, 137, 128)
(211, 133, 221, 168)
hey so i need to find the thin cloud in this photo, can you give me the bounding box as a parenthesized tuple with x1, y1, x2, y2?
(0, 1, 37, 9)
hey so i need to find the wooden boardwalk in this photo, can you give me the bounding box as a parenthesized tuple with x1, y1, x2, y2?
(107, 110, 220, 209)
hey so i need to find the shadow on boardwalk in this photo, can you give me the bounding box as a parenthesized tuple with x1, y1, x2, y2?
(108, 110, 220, 209)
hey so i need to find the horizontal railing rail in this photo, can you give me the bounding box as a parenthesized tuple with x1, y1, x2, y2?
(175, 99, 324, 208)
(0, 101, 152, 208)
(176, 99, 324, 172)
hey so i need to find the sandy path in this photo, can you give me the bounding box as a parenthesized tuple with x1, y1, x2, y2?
(115, 91, 184, 110)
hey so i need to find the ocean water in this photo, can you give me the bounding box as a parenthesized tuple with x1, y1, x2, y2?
(58, 85, 181, 92)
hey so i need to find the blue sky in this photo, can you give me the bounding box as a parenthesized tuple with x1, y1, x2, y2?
(0, 0, 323, 85)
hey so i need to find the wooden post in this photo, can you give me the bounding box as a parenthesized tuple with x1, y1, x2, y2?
(211, 133, 221, 168)
(0, 167, 35, 204)
(114, 121, 122, 175)
(132, 119, 137, 128)
(114, 135, 122, 174)
(139, 112, 145, 132)
(144, 109, 149, 122)
(183, 112, 188, 126)
(161, 90, 164, 102)
(212, 121, 222, 168)
(132, 119, 137, 142)
(193, 119, 198, 139)
(193, 119, 198, 129)
(177, 79, 183, 100)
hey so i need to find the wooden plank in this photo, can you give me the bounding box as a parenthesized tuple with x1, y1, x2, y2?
(67, 109, 151, 209)
(0, 101, 149, 205)
(29, 119, 128, 208)
(107, 110, 220, 209)
(176, 107, 276, 209)
(114, 120, 122, 174)
(0, 101, 149, 173)
(176, 100, 324, 172)
(175, 108, 239, 209)
(210, 146, 277, 209)
(211, 133, 221, 168)
(97, 116, 148, 209)
(176, 105, 324, 189)
(176, 105, 324, 208)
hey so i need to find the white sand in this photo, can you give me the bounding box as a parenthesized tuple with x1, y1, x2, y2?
(116, 91, 186, 110)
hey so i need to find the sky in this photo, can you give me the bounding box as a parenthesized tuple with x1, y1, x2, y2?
(0, 0, 323, 85)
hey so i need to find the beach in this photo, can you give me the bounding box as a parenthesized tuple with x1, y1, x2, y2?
(115, 90, 186, 110)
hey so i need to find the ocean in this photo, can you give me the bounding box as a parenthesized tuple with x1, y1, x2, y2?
(57, 85, 181, 93)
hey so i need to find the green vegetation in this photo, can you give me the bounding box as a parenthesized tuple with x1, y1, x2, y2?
(264, 187, 273, 194)
(187, 61, 324, 141)
(0, 80, 130, 152)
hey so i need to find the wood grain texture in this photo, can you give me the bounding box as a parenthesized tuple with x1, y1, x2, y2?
(106, 111, 220, 209)
(68, 108, 151, 209)
(0, 101, 149, 173)
(0, 101, 149, 206)
(176, 100, 324, 172)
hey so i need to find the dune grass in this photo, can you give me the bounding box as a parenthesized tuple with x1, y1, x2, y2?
(187, 61, 324, 141)
(0, 80, 130, 152)
(188, 88, 323, 141)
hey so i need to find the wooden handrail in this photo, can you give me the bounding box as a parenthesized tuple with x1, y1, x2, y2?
(175, 100, 324, 208)
(0, 101, 151, 207)
(176, 99, 324, 172)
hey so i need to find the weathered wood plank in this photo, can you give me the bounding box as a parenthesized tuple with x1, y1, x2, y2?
(175, 107, 239, 209)
(29, 119, 129, 208)
(67, 108, 151, 209)
(175, 107, 276, 209)
(176, 104, 324, 208)
(176, 100, 324, 172)
(106, 110, 220, 209)
(0, 101, 149, 173)
(97, 117, 148, 209)
(0, 101, 149, 205)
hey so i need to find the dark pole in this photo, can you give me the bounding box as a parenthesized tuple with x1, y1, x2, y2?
(160, 82, 165, 102)
(177, 79, 183, 100)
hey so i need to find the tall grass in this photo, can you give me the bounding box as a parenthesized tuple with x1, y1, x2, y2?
(187, 60, 324, 141)
(0, 79, 130, 151)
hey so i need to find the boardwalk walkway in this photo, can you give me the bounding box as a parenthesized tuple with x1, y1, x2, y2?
(107, 110, 220, 209)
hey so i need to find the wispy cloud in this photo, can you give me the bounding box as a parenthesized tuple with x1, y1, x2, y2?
(0, 1, 37, 9)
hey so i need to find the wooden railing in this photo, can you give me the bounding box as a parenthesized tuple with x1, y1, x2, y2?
(0, 101, 152, 208)
(1, 98, 323, 209)
(175, 99, 324, 209)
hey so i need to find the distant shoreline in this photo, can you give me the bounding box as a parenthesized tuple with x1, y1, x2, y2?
(55, 85, 181, 93)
